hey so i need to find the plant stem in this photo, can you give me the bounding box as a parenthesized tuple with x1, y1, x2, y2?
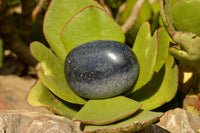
(99, 0, 112, 15)
(32, 0, 47, 20)
(121, 0, 146, 33)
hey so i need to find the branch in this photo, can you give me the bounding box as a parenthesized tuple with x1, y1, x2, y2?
(32, 0, 47, 20)
(118, 2, 127, 16)
(121, 0, 146, 33)
(148, 0, 158, 4)
(99, 0, 112, 15)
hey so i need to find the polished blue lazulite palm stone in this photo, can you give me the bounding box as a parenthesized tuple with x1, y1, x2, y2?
(64, 40, 139, 99)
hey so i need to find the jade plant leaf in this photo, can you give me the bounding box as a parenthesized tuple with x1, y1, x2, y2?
(159, 0, 176, 36)
(38, 71, 87, 105)
(72, 96, 142, 125)
(43, 0, 103, 61)
(153, 27, 171, 72)
(30, 41, 65, 80)
(84, 110, 163, 133)
(27, 81, 79, 119)
(61, 6, 125, 52)
(128, 54, 178, 110)
(129, 22, 158, 93)
(169, 32, 200, 68)
(172, 0, 200, 36)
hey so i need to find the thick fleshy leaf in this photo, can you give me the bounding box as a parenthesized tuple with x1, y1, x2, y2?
(169, 32, 200, 68)
(38, 71, 87, 105)
(72, 96, 142, 125)
(153, 27, 171, 72)
(159, 0, 176, 36)
(27, 80, 79, 119)
(30, 41, 65, 80)
(43, 0, 103, 61)
(61, 6, 125, 52)
(128, 54, 178, 110)
(172, 0, 200, 36)
(84, 110, 163, 133)
(128, 22, 157, 93)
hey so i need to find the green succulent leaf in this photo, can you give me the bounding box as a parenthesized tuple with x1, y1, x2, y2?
(61, 6, 125, 52)
(153, 27, 171, 72)
(72, 96, 142, 125)
(129, 22, 158, 93)
(169, 32, 200, 68)
(84, 110, 163, 133)
(159, 0, 176, 36)
(30, 41, 65, 80)
(27, 80, 79, 119)
(172, 0, 200, 36)
(43, 0, 103, 61)
(38, 71, 87, 105)
(127, 23, 171, 94)
(128, 54, 178, 110)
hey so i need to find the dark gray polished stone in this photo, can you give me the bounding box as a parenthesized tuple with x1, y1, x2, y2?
(64, 40, 139, 99)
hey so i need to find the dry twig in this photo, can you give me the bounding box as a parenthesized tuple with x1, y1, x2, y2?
(121, 0, 146, 33)
(32, 0, 47, 20)
(99, 0, 112, 15)
(118, 2, 127, 16)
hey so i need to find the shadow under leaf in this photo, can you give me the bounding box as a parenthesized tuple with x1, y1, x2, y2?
(127, 65, 165, 101)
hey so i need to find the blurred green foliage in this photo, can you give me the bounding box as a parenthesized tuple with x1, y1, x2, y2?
(7, 0, 21, 6)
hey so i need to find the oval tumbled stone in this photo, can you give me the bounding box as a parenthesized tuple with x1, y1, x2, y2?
(64, 40, 139, 99)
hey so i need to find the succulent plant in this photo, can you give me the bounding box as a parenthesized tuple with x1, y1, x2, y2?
(27, 0, 178, 132)
(160, 0, 200, 74)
